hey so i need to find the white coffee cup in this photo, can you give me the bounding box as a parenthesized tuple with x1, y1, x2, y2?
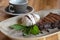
(9, 0, 28, 13)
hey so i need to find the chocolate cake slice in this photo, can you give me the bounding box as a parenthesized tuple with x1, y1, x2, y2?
(36, 13, 60, 32)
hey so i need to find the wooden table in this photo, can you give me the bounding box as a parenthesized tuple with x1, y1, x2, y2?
(0, 0, 60, 40)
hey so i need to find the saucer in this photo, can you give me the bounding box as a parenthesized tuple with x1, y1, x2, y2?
(5, 6, 34, 15)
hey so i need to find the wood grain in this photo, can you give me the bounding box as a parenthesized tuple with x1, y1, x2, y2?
(46, 34, 58, 40)
(28, 0, 59, 11)
(0, 0, 59, 11)
(58, 31, 60, 40)
(0, 0, 9, 7)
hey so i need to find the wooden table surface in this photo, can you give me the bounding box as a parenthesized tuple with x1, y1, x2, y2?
(0, 0, 60, 40)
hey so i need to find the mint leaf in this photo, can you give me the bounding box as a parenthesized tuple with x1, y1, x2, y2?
(30, 25, 40, 35)
(9, 24, 40, 36)
(23, 27, 31, 36)
(10, 24, 25, 31)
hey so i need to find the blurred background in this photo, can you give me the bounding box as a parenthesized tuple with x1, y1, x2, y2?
(0, 0, 60, 11)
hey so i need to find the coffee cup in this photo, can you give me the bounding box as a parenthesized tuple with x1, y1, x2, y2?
(9, 0, 28, 13)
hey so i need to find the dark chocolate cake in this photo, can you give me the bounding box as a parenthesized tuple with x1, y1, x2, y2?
(36, 13, 60, 32)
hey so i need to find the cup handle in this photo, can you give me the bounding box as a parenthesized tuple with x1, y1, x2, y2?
(9, 5, 15, 12)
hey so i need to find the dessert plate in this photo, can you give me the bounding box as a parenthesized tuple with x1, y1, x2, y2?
(0, 9, 60, 40)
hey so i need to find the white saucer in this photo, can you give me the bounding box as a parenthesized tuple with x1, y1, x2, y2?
(5, 6, 34, 15)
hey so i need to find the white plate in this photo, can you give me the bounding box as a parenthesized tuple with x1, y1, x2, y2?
(0, 9, 60, 40)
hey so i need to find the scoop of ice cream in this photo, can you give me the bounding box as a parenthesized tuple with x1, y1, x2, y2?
(27, 14, 36, 25)
(18, 16, 32, 26)
(18, 13, 40, 26)
(31, 13, 40, 23)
